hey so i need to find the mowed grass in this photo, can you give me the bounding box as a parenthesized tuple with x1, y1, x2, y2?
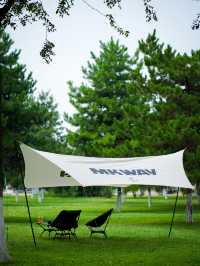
(2, 195, 200, 266)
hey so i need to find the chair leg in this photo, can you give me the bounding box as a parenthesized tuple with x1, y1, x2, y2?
(39, 229, 46, 238)
(89, 230, 108, 239)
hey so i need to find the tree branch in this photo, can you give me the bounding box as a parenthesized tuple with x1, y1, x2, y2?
(0, 0, 15, 26)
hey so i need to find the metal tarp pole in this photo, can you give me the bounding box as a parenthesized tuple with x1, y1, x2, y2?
(168, 187, 180, 237)
(22, 182, 37, 247)
(18, 143, 37, 248)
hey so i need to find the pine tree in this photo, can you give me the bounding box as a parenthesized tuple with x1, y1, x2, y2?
(65, 38, 149, 198)
(0, 30, 63, 261)
(138, 31, 200, 223)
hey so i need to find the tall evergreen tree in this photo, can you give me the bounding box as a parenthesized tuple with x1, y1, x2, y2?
(0, 30, 63, 261)
(65, 38, 149, 198)
(138, 31, 200, 223)
(3, 90, 64, 188)
(0, 29, 32, 261)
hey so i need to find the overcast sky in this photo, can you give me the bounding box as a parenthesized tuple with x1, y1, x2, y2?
(7, 0, 200, 119)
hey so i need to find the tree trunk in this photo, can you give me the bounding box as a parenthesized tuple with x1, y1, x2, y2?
(37, 188, 44, 203)
(196, 182, 200, 205)
(162, 187, 168, 199)
(15, 190, 19, 203)
(186, 189, 193, 224)
(37, 191, 42, 203)
(116, 187, 123, 212)
(41, 188, 44, 202)
(0, 197, 11, 262)
(0, 72, 11, 262)
(147, 187, 152, 208)
(139, 187, 144, 197)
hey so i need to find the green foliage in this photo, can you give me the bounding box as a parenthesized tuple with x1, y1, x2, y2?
(66, 38, 149, 157)
(124, 185, 139, 194)
(66, 32, 199, 191)
(0, 1, 199, 63)
(65, 38, 151, 196)
(0, 30, 64, 188)
(0, 0, 160, 62)
(138, 30, 200, 184)
(40, 40, 55, 64)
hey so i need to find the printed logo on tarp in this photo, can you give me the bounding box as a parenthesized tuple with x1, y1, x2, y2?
(89, 168, 157, 176)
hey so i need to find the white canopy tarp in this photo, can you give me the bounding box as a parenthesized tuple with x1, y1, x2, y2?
(20, 143, 193, 189)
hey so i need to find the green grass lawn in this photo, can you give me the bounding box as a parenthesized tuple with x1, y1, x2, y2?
(2, 195, 200, 266)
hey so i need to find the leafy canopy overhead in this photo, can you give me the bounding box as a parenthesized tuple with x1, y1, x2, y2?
(0, 0, 181, 63)
(0, 1, 199, 63)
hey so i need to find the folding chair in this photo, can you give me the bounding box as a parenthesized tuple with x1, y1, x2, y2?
(85, 208, 113, 238)
(51, 210, 81, 239)
(36, 210, 81, 239)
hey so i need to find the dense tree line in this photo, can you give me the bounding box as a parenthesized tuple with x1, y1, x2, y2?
(137, 31, 200, 222)
(138, 31, 200, 183)
(65, 38, 149, 199)
(0, 30, 64, 261)
(1, 31, 64, 187)
(65, 33, 200, 217)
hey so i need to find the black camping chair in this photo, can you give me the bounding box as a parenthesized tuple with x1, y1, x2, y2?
(85, 208, 113, 238)
(51, 210, 82, 239)
(37, 210, 81, 239)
